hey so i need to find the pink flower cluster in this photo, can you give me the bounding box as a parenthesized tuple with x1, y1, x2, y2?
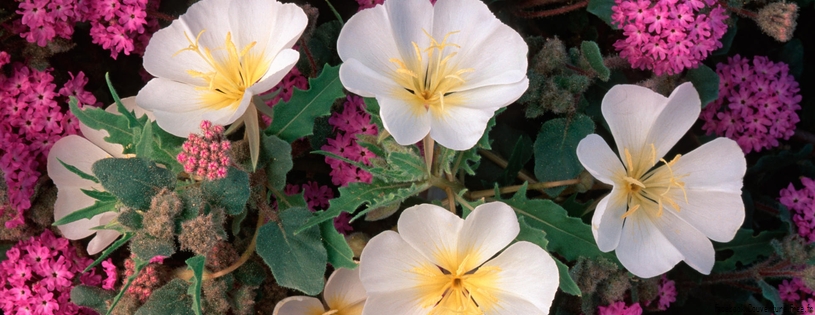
(356, 0, 384, 11)
(598, 302, 643, 315)
(656, 274, 677, 310)
(260, 66, 309, 126)
(779, 278, 815, 312)
(0, 230, 115, 315)
(0, 62, 97, 228)
(611, 0, 729, 75)
(177, 120, 231, 181)
(322, 95, 378, 187)
(123, 256, 164, 302)
(14, 0, 161, 59)
(284, 181, 352, 234)
(701, 55, 802, 153)
(779, 177, 815, 243)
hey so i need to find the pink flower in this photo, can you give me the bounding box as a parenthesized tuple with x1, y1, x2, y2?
(657, 275, 677, 310)
(599, 301, 643, 315)
(779, 179, 815, 242)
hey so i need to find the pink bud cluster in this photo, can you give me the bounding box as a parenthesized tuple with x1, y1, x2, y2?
(779, 177, 815, 243)
(177, 120, 231, 181)
(0, 230, 114, 315)
(0, 61, 97, 228)
(123, 256, 164, 302)
(611, 0, 729, 75)
(701, 55, 802, 153)
(779, 278, 815, 311)
(14, 0, 161, 59)
(285, 181, 352, 234)
(598, 301, 643, 315)
(321, 95, 378, 187)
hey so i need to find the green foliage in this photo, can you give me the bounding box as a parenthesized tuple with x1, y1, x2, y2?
(497, 183, 620, 264)
(83, 232, 133, 273)
(106, 257, 148, 315)
(516, 217, 582, 296)
(69, 98, 140, 154)
(685, 65, 720, 108)
(712, 22, 738, 56)
(266, 64, 345, 142)
(580, 41, 610, 81)
(747, 145, 812, 186)
(234, 259, 267, 287)
(135, 279, 195, 315)
(135, 121, 153, 158)
(92, 158, 175, 209)
(533, 114, 594, 197)
(587, 0, 618, 29)
(320, 220, 357, 269)
(713, 229, 785, 272)
(52, 191, 116, 226)
(117, 208, 143, 229)
(259, 134, 293, 190)
(130, 233, 176, 261)
(201, 167, 250, 215)
(70, 285, 116, 314)
(555, 260, 582, 297)
(150, 122, 186, 174)
(498, 135, 534, 185)
(758, 280, 784, 313)
(779, 39, 803, 79)
(257, 207, 327, 295)
(296, 21, 342, 74)
(57, 158, 98, 183)
(185, 256, 206, 315)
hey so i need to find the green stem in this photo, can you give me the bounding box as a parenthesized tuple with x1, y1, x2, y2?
(324, 0, 344, 25)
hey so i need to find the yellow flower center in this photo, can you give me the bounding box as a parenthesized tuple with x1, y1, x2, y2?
(619, 144, 689, 219)
(414, 254, 501, 314)
(390, 30, 474, 117)
(175, 30, 271, 110)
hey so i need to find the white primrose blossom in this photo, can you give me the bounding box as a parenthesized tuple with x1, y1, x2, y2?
(273, 268, 367, 315)
(576, 82, 747, 278)
(47, 97, 153, 255)
(359, 202, 558, 315)
(337, 0, 529, 150)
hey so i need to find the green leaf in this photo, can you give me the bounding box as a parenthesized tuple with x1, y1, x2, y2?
(516, 216, 549, 250)
(587, 0, 618, 29)
(297, 179, 431, 233)
(758, 280, 784, 314)
(533, 114, 594, 197)
(201, 167, 250, 215)
(84, 233, 133, 273)
(497, 183, 619, 264)
(135, 121, 153, 158)
(106, 73, 141, 129)
(234, 259, 267, 286)
(257, 207, 327, 295)
(581, 41, 610, 81)
(555, 259, 582, 296)
(686, 65, 719, 108)
(70, 98, 138, 155)
(320, 220, 357, 269)
(92, 158, 175, 209)
(106, 257, 148, 315)
(52, 198, 116, 226)
(135, 279, 194, 315)
(185, 255, 206, 315)
(713, 229, 785, 272)
(259, 134, 293, 190)
(498, 135, 534, 185)
(150, 122, 185, 174)
(58, 158, 99, 183)
(779, 39, 803, 79)
(71, 285, 115, 315)
(266, 64, 345, 142)
(81, 189, 117, 201)
(130, 234, 176, 261)
(382, 151, 428, 183)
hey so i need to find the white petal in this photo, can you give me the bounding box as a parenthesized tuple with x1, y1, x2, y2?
(428, 105, 495, 151)
(672, 137, 746, 193)
(359, 231, 439, 294)
(248, 49, 300, 95)
(397, 204, 463, 269)
(177, 0, 232, 56)
(602, 84, 669, 171)
(361, 291, 429, 315)
(115, 96, 155, 121)
(592, 189, 627, 252)
(457, 202, 519, 269)
(87, 212, 121, 255)
(648, 209, 716, 275)
(47, 135, 111, 188)
(379, 96, 431, 146)
(229, 0, 306, 67)
(324, 268, 366, 313)
(432, 0, 527, 90)
(576, 134, 625, 185)
(454, 77, 529, 110)
(671, 189, 744, 243)
(338, 4, 401, 77)
(53, 187, 100, 240)
(272, 296, 325, 315)
(645, 82, 701, 159)
(615, 214, 683, 278)
(339, 59, 401, 98)
(383, 0, 433, 67)
(478, 242, 558, 314)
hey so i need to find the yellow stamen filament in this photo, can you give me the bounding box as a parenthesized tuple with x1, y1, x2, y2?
(175, 30, 272, 111)
(619, 145, 689, 219)
(389, 30, 474, 117)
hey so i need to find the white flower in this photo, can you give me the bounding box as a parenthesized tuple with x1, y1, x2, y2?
(359, 202, 558, 315)
(47, 97, 153, 255)
(135, 0, 306, 137)
(273, 268, 367, 315)
(337, 0, 529, 150)
(576, 83, 746, 278)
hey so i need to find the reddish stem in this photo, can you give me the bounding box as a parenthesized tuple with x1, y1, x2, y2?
(146, 10, 177, 22)
(298, 38, 317, 78)
(720, 2, 758, 19)
(513, 0, 589, 18)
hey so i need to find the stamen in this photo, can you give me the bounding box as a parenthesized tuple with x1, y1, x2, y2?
(623, 176, 646, 188)
(624, 148, 635, 172)
(621, 204, 641, 218)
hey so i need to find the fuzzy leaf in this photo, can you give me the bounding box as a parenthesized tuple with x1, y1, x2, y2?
(130, 234, 176, 261)
(135, 279, 194, 315)
(71, 285, 115, 315)
(266, 64, 344, 142)
(92, 158, 175, 209)
(382, 151, 428, 182)
(320, 221, 357, 269)
(52, 198, 116, 226)
(185, 255, 205, 315)
(758, 280, 784, 314)
(201, 167, 250, 215)
(686, 65, 719, 108)
(497, 183, 620, 264)
(259, 134, 293, 190)
(257, 207, 327, 295)
(713, 229, 785, 272)
(587, 0, 618, 29)
(235, 259, 267, 286)
(533, 115, 594, 197)
(581, 41, 610, 81)
(83, 233, 133, 273)
(150, 122, 185, 173)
